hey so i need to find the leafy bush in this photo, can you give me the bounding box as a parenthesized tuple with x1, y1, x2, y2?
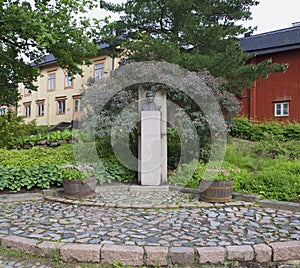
(168, 160, 248, 188)
(235, 168, 299, 201)
(100, 157, 136, 183)
(251, 138, 300, 159)
(17, 129, 74, 148)
(0, 113, 38, 149)
(0, 144, 75, 167)
(167, 128, 181, 170)
(230, 117, 300, 141)
(95, 135, 115, 159)
(0, 164, 63, 191)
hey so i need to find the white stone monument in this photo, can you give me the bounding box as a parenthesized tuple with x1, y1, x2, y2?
(141, 110, 161, 185)
(138, 89, 167, 186)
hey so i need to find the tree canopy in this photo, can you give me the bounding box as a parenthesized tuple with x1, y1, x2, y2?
(99, 0, 287, 94)
(0, 0, 102, 106)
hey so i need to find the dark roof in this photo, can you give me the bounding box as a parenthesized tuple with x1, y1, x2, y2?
(31, 54, 57, 67)
(31, 43, 111, 67)
(240, 26, 300, 55)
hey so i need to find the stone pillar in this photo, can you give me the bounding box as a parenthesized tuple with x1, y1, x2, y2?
(141, 111, 161, 185)
(138, 87, 167, 185)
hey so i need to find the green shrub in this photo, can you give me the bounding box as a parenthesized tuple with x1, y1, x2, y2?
(251, 138, 300, 159)
(0, 164, 63, 191)
(0, 144, 75, 167)
(237, 169, 299, 201)
(17, 129, 74, 148)
(100, 157, 136, 183)
(0, 113, 38, 149)
(230, 117, 300, 141)
(95, 135, 115, 158)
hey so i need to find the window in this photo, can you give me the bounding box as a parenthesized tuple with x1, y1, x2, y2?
(94, 62, 104, 80)
(65, 71, 73, 88)
(0, 108, 6, 115)
(24, 88, 31, 95)
(74, 99, 79, 113)
(73, 97, 83, 114)
(48, 72, 56, 91)
(275, 102, 289, 117)
(37, 101, 44, 117)
(24, 103, 31, 118)
(57, 99, 66, 114)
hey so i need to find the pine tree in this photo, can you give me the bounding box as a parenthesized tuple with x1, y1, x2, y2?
(100, 0, 287, 94)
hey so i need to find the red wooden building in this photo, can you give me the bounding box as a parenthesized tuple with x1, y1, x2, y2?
(240, 24, 300, 122)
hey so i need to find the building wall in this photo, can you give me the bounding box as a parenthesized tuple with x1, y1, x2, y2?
(18, 56, 119, 126)
(240, 49, 300, 122)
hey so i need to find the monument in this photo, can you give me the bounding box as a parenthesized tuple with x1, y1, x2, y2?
(139, 89, 167, 186)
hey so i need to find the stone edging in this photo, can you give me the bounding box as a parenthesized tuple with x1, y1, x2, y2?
(42, 187, 253, 209)
(1, 186, 299, 212)
(0, 234, 299, 266)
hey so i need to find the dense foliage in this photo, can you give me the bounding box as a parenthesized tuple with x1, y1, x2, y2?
(225, 138, 300, 201)
(0, 112, 39, 149)
(0, 164, 63, 191)
(99, 0, 287, 94)
(0, 0, 102, 106)
(230, 117, 300, 141)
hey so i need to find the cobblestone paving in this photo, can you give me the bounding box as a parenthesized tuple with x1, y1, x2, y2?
(0, 255, 54, 268)
(92, 189, 200, 205)
(0, 198, 299, 247)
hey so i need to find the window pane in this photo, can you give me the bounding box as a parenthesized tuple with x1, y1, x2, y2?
(275, 104, 281, 116)
(95, 63, 104, 80)
(58, 100, 65, 114)
(48, 73, 55, 90)
(283, 103, 289, 115)
(38, 103, 44, 116)
(74, 100, 79, 113)
(25, 104, 31, 117)
(65, 71, 73, 87)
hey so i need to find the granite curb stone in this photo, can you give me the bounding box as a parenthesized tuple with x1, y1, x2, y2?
(36, 241, 64, 258)
(101, 244, 144, 266)
(0, 236, 300, 266)
(253, 243, 272, 263)
(0, 193, 43, 203)
(170, 247, 195, 265)
(196, 246, 225, 264)
(271, 241, 300, 261)
(145, 246, 168, 266)
(227, 245, 254, 262)
(60, 243, 102, 263)
(1, 236, 37, 255)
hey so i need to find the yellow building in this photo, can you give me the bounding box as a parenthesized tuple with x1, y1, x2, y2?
(18, 48, 119, 126)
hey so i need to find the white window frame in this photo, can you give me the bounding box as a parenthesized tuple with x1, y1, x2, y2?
(274, 102, 289, 117)
(0, 108, 6, 115)
(24, 103, 31, 118)
(57, 99, 66, 114)
(74, 99, 79, 113)
(48, 72, 56, 91)
(37, 102, 44, 117)
(94, 62, 104, 80)
(65, 71, 73, 88)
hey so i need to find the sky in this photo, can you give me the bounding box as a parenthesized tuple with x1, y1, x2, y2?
(94, 0, 300, 35)
(243, 0, 300, 34)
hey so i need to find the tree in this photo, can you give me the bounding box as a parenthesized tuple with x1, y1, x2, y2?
(99, 0, 287, 94)
(0, 0, 102, 106)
